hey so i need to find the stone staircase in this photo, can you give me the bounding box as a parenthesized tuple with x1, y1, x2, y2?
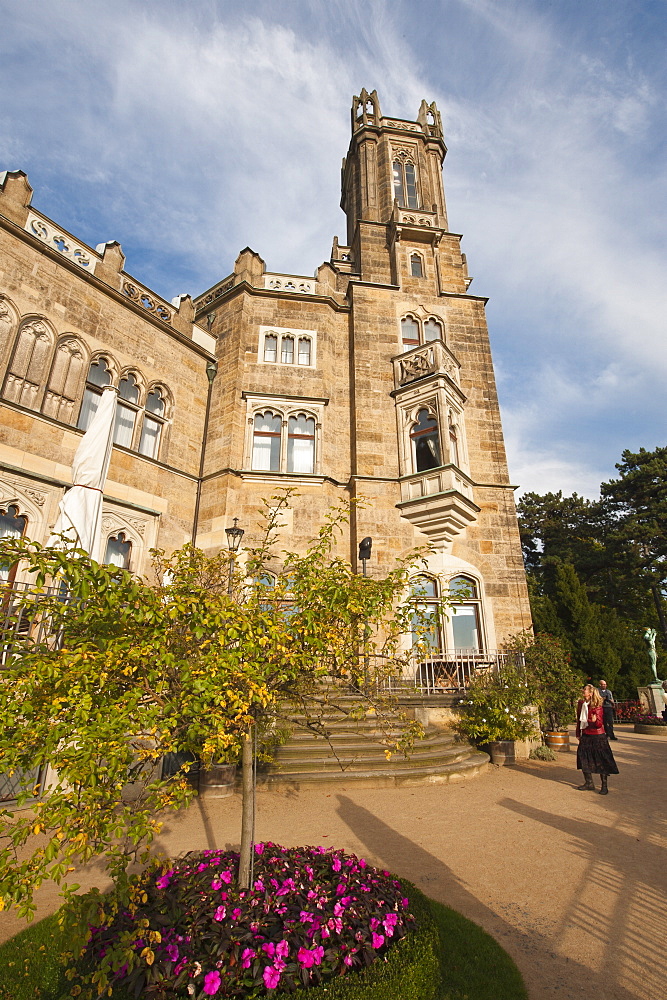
(258, 696, 489, 789)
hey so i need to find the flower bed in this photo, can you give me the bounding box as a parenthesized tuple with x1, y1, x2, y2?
(632, 713, 667, 735)
(75, 844, 437, 999)
(614, 701, 642, 722)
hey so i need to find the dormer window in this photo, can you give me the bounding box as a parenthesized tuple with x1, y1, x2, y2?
(393, 159, 418, 209)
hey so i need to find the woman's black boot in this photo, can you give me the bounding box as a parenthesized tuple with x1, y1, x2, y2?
(577, 772, 594, 790)
(599, 774, 608, 795)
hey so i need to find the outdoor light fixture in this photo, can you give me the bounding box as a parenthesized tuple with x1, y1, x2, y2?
(225, 518, 244, 553)
(358, 536, 372, 576)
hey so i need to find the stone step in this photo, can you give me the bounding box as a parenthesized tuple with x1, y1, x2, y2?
(275, 733, 459, 757)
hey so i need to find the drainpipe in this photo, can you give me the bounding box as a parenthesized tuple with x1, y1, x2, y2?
(191, 357, 218, 543)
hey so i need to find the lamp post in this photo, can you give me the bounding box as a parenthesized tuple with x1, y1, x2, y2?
(358, 536, 372, 577)
(225, 518, 244, 596)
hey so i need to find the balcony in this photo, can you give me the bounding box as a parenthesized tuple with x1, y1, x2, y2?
(397, 465, 479, 543)
(392, 340, 462, 392)
(382, 650, 524, 696)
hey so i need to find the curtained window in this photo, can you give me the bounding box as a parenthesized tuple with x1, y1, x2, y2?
(138, 386, 166, 459)
(287, 414, 315, 474)
(252, 411, 282, 471)
(77, 358, 112, 431)
(0, 504, 28, 584)
(449, 576, 482, 652)
(104, 532, 131, 569)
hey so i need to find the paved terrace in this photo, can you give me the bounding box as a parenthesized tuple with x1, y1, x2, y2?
(1, 727, 665, 1000)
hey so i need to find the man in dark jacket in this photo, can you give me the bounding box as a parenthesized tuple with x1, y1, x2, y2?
(598, 679, 617, 740)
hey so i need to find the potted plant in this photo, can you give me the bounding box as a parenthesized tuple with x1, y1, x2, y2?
(504, 631, 581, 752)
(454, 660, 539, 765)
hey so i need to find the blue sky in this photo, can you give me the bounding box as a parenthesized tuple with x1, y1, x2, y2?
(1, 0, 665, 498)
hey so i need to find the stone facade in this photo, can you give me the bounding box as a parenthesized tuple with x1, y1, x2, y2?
(0, 90, 531, 660)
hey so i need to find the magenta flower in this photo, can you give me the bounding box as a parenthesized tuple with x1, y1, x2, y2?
(369, 917, 380, 931)
(231, 908, 242, 920)
(262, 941, 276, 958)
(255, 842, 265, 855)
(263, 965, 281, 989)
(156, 874, 172, 889)
(166, 943, 179, 962)
(213, 905, 226, 922)
(300, 910, 314, 923)
(298, 945, 324, 968)
(332, 857, 342, 872)
(220, 870, 233, 884)
(203, 970, 221, 995)
(275, 939, 289, 960)
(241, 948, 255, 969)
(253, 878, 265, 891)
(211, 877, 224, 890)
(371, 932, 385, 949)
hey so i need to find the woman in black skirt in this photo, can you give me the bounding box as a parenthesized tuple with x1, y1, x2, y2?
(576, 684, 619, 795)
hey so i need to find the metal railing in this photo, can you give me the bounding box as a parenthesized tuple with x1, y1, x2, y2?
(380, 650, 524, 696)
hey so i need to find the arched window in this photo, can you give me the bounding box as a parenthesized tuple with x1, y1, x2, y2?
(77, 357, 112, 431)
(263, 334, 277, 363)
(3, 320, 53, 410)
(449, 422, 460, 467)
(42, 338, 86, 423)
(393, 159, 418, 209)
(138, 386, 166, 459)
(298, 337, 311, 366)
(401, 317, 420, 351)
(411, 409, 441, 472)
(287, 414, 315, 474)
(252, 411, 282, 471)
(104, 531, 131, 569)
(410, 253, 423, 278)
(449, 576, 482, 652)
(114, 372, 140, 448)
(0, 503, 28, 584)
(410, 575, 441, 650)
(423, 318, 443, 342)
(281, 336, 294, 365)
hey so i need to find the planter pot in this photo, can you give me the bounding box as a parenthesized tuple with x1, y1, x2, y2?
(488, 740, 516, 766)
(544, 731, 570, 752)
(633, 724, 667, 736)
(199, 763, 237, 797)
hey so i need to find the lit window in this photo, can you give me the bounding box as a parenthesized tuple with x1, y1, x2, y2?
(77, 358, 112, 431)
(104, 532, 131, 569)
(393, 159, 418, 209)
(138, 387, 166, 459)
(252, 411, 282, 471)
(410, 254, 423, 278)
(287, 414, 315, 474)
(410, 409, 441, 472)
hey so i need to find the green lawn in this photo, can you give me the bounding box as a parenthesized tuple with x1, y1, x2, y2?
(0, 900, 527, 1000)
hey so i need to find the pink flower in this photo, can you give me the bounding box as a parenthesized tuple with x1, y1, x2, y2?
(328, 917, 343, 933)
(263, 965, 281, 989)
(213, 905, 226, 921)
(166, 943, 179, 962)
(156, 874, 172, 889)
(231, 908, 242, 920)
(275, 940, 289, 960)
(254, 879, 265, 891)
(369, 917, 380, 931)
(241, 948, 255, 969)
(211, 878, 224, 890)
(344, 954, 355, 966)
(203, 970, 221, 995)
(402, 897, 409, 908)
(197, 863, 208, 872)
(255, 842, 265, 855)
(371, 932, 385, 949)
(220, 870, 233, 884)
(300, 911, 314, 923)
(383, 913, 398, 936)
(262, 941, 276, 958)
(332, 857, 342, 872)
(298, 945, 324, 968)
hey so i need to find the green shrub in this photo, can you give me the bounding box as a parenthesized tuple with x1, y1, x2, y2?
(529, 745, 557, 761)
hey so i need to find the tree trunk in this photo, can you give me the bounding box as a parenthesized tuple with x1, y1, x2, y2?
(238, 727, 255, 889)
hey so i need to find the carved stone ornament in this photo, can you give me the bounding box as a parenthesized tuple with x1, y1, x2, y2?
(122, 281, 172, 324)
(0, 478, 48, 510)
(384, 120, 422, 133)
(399, 349, 435, 384)
(391, 144, 417, 162)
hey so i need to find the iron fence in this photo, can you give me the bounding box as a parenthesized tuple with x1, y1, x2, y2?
(379, 650, 525, 696)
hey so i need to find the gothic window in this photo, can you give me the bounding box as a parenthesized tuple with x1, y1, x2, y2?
(423, 318, 443, 342)
(261, 330, 314, 367)
(287, 414, 315, 474)
(410, 408, 441, 472)
(298, 337, 311, 366)
(281, 336, 294, 365)
(410, 253, 423, 278)
(410, 575, 441, 650)
(449, 575, 483, 652)
(449, 422, 460, 467)
(393, 159, 418, 209)
(77, 357, 112, 431)
(401, 317, 420, 351)
(252, 411, 282, 471)
(0, 503, 28, 585)
(3, 320, 53, 410)
(263, 334, 277, 362)
(104, 531, 131, 570)
(138, 386, 167, 459)
(114, 372, 141, 448)
(42, 338, 87, 423)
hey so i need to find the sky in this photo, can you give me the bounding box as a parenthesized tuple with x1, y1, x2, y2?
(1, 0, 665, 500)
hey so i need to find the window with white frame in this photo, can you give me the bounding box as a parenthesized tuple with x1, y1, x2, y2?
(113, 372, 141, 447)
(410, 575, 441, 650)
(287, 414, 315, 474)
(448, 575, 483, 652)
(400, 315, 444, 353)
(247, 398, 323, 475)
(260, 327, 315, 367)
(252, 411, 282, 471)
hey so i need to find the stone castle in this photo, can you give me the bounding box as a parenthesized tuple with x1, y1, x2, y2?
(0, 89, 531, 677)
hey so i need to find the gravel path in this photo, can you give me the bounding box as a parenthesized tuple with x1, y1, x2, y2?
(2, 727, 666, 1000)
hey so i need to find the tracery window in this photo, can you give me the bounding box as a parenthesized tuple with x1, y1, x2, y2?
(261, 329, 314, 368)
(252, 411, 282, 472)
(401, 317, 420, 351)
(410, 408, 441, 472)
(114, 372, 141, 448)
(400, 315, 444, 353)
(393, 159, 418, 209)
(287, 414, 315, 474)
(0, 504, 28, 585)
(104, 531, 131, 570)
(77, 357, 113, 431)
(42, 338, 87, 423)
(3, 320, 53, 410)
(250, 407, 319, 474)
